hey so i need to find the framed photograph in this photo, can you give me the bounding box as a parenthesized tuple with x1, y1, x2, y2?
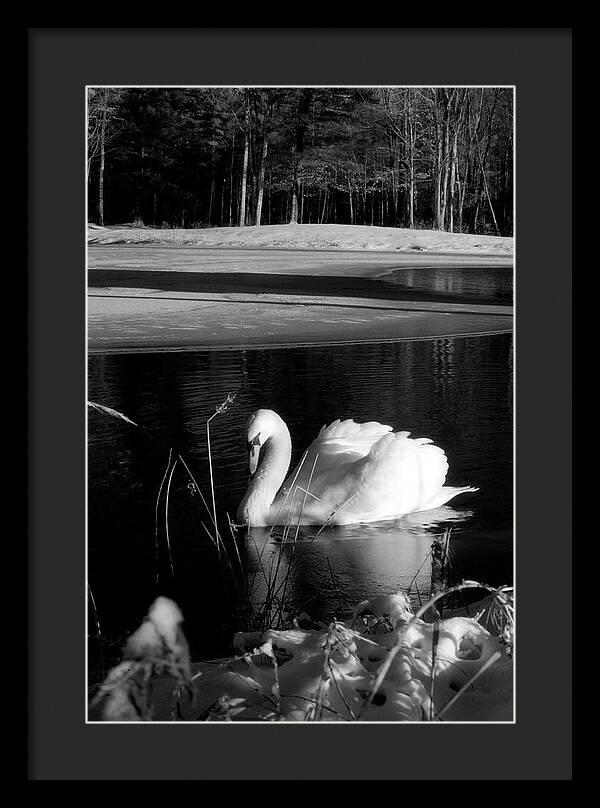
(29, 28, 572, 780)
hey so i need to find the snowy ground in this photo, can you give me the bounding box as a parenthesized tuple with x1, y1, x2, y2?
(87, 235, 513, 352)
(88, 291, 513, 353)
(88, 223, 513, 255)
(90, 593, 513, 723)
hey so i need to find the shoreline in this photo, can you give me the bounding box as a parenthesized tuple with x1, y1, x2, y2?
(88, 328, 513, 356)
(88, 245, 513, 275)
(89, 243, 512, 259)
(88, 290, 513, 353)
(87, 244, 513, 353)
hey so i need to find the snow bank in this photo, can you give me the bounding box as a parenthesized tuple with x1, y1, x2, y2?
(88, 223, 513, 255)
(95, 591, 512, 722)
(160, 592, 513, 722)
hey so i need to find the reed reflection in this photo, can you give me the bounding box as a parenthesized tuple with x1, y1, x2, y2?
(243, 507, 474, 622)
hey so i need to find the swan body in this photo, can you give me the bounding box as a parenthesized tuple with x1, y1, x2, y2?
(237, 409, 478, 527)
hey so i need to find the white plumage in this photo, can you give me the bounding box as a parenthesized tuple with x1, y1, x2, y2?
(237, 409, 477, 527)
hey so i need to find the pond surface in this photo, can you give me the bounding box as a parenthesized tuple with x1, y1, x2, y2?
(89, 264, 512, 307)
(382, 266, 512, 304)
(88, 333, 513, 677)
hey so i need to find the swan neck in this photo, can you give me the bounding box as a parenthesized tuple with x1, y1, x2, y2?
(240, 420, 292, 525)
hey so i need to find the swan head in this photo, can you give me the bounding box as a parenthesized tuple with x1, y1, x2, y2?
(245, 409, 287, 476)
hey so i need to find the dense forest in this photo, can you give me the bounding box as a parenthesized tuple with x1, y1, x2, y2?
(87, 87, 513, 236)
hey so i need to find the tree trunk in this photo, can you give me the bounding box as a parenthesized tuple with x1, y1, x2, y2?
(239, 95, 250, 227)
(268, 179, 272, 224)
(289, 89, 313, 224)
(348, 182, 354, 225)
(290, 162, 299, 223)
(255, 124, 269, 226)
(229, 130, 235, 226)
(440, 119, 450, 230)
(448, 130, 458, 233)
(458, 149, 469, 233)
(473, 89, 499, 233)
(220, 177, 225, 226)
(208, 136, 216, 226)
(479, 150, 501, 235)
(208, 177, 215, 226)
(434, 134, 443, 230)
(320, 189, 328, 224)
(406, 93, 415, 228)
(290, 148, 299, 224)
(98, 102, 107, 226)
(433, 89, 451, 231)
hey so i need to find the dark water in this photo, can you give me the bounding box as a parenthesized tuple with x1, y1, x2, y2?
(88, 265, 513, 306)
(88, 333, 513, 676)
(383, 266, 512, 303)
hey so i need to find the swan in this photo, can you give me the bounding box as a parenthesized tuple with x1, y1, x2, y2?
(237, 409, 478, 527)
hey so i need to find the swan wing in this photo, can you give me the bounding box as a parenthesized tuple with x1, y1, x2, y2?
(337, 432, 452, 522)
(271, 419, 392, 522)
(276, 422, 470, 525)
(299, 432, 458, 524)
(415, 485, 479, 512)
(281, 419, 393, 493)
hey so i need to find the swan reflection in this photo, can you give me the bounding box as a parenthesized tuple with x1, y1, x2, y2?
(242, 506, 474, 623)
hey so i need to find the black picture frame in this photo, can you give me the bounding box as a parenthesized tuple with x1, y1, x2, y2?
(29, 28, 572, 780)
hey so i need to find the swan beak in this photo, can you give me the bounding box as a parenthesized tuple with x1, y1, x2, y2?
(247, 435, 261, 475)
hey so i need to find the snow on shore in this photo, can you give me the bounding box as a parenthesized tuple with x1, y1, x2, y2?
(88, 223, 513, 255)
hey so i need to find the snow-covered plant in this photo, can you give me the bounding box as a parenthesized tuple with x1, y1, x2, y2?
(92, 597, 192, 721)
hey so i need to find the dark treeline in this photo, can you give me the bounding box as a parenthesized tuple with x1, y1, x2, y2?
(88, 87, 513, 236)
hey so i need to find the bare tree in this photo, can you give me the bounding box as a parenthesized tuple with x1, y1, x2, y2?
(239, 91, 251, 227)
(255, 91, 275, 226)
(289, 89, 314, 224)
(87, 88, 123, 225)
